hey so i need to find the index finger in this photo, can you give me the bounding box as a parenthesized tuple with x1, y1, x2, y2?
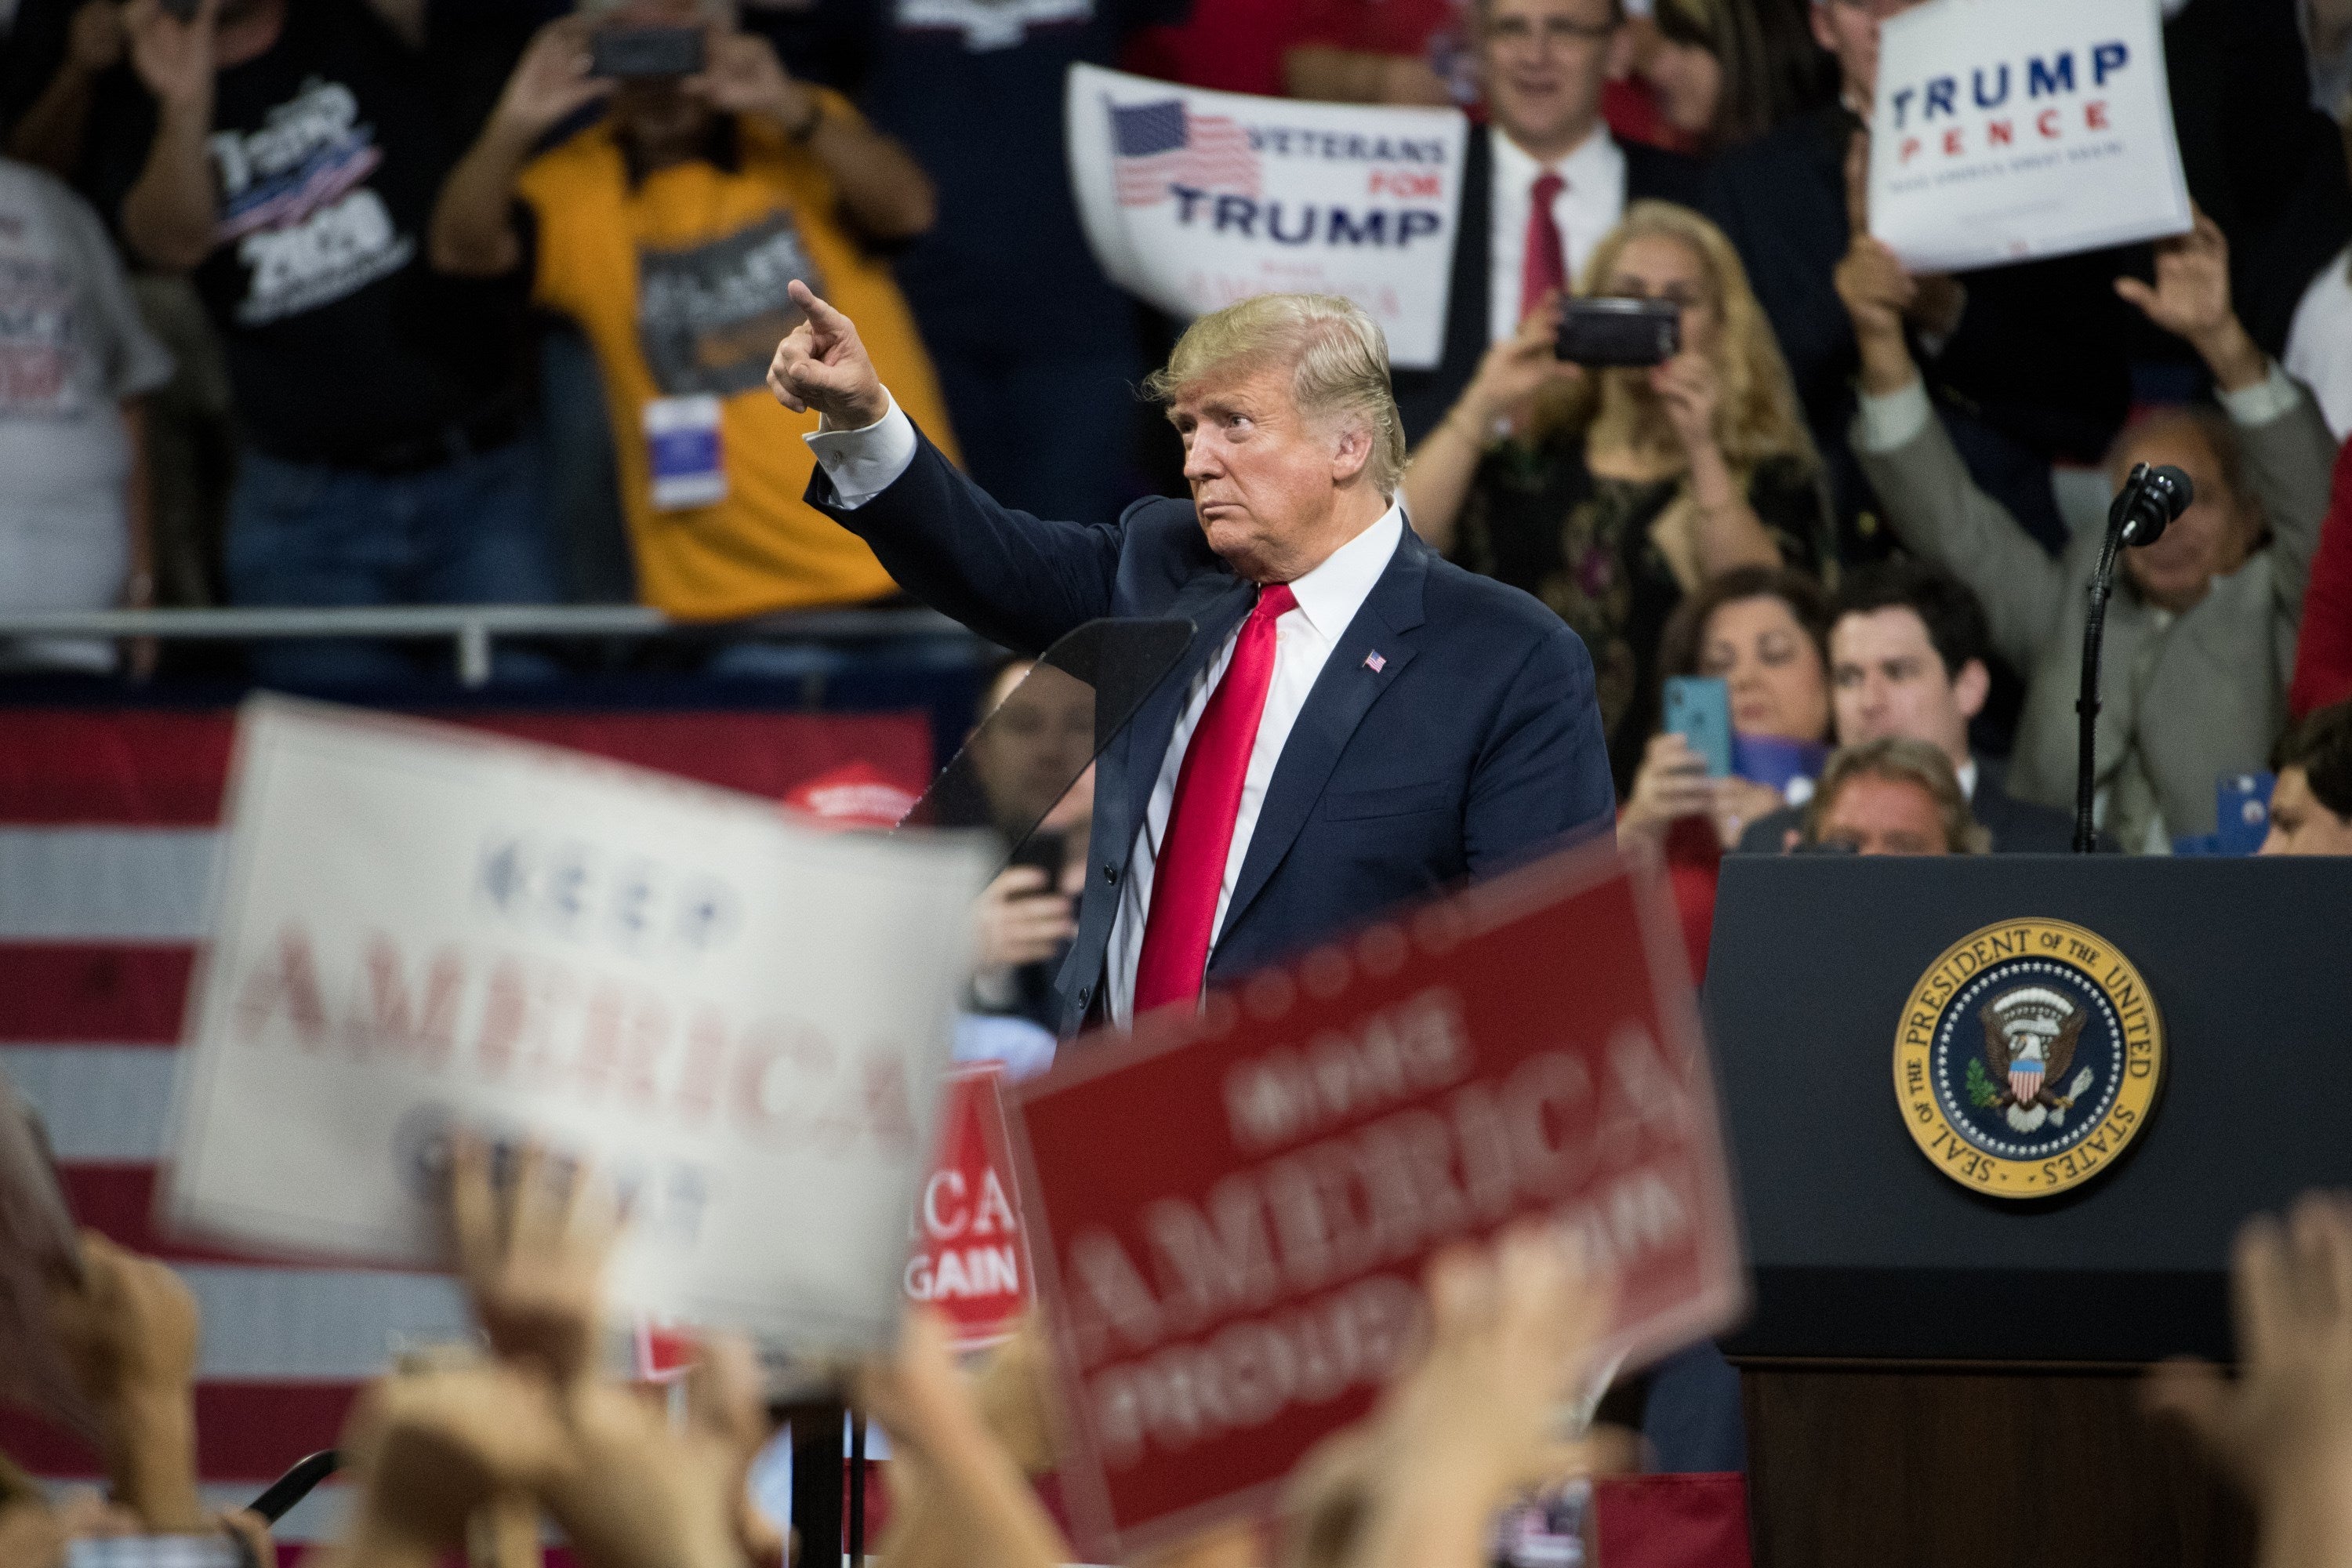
(788, 278, 848, 330)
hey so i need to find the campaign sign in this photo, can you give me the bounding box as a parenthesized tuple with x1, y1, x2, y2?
(1011, 842, 1746, 1557)
(1066, 65, 1469, 368)
(164, 697, 991, 1355)
(906, 1065, 1033, 1352)
(1867, 0, 2190, 272)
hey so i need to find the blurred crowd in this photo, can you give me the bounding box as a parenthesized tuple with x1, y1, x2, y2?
(15, 1127, 2352, 1568)
(5, 0, 2352, 877)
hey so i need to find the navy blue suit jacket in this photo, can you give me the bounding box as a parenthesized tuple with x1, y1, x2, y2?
(808, 432, 1616, 1034)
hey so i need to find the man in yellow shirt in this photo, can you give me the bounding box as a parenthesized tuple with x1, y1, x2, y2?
(430, 0, 957, 621)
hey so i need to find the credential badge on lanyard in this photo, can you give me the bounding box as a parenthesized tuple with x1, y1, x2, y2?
(643, 394, 728, 511)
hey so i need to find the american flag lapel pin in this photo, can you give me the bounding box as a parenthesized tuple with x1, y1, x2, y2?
(1363, 651, 1387, 673)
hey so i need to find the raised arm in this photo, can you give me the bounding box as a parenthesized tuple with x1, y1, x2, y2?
(430, 17, 611, 278)
(774, 282, 1123, 652)
(1835, 213, 2067, 672)
(1401, 303, 1572, 555)
(2114, 208, 2339, 618)
(118, 0, 223, 273)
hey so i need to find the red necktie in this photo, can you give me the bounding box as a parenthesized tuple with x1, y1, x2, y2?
(1520, 169, 1567, 324)
(1132, 583, 1298, 1014)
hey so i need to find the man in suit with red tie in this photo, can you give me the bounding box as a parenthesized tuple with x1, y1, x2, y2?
(770, 281, 1615, 1032)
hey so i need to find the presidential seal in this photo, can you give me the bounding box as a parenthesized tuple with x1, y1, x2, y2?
(1893, 919, 2163, 1199)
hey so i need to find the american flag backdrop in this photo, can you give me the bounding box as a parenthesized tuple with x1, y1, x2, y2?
(0, 706, 931, 1550)
(1109, 100, 1261, 207)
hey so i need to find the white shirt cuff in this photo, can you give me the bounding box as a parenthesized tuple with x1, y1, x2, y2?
(2216, 361, 2299, 428)
(803, 390, 917, 510)
(1856, 377, 1934, 453)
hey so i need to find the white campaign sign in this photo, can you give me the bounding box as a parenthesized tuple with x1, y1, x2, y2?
(164, 699, 989, 1354)
(1067, 64, 1469, 368)
(1867, 0, 2190, 273)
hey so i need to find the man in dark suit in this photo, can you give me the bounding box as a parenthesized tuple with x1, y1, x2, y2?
(1700, 0, 2133, 563)
(769, 281, 1615, 1034)
(1390, 0, 1700, 443)
(1737, 560, 2075, 855)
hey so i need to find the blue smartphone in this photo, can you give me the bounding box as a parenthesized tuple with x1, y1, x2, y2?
(1663, 675, 1733, 779)
(2216, 771, 2275, 855)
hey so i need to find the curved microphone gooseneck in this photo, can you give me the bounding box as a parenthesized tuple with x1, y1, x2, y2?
(2073, 462, 2194, 853)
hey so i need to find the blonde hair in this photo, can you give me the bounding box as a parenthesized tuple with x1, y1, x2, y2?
(1143, 293, 1408, 498)
(1802, 736, 1991, 854)
(1552, 201, 1817, 472)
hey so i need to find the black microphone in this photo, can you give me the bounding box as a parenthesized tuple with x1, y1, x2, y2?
(2073, 463, 2195, 851)
(2107, 462, 2194, 547)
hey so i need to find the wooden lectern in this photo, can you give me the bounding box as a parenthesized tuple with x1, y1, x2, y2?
(1705, 855, 2352, 1568)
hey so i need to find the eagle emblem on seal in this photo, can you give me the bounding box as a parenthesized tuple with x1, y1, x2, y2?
(1972, 985, 2096, 1134)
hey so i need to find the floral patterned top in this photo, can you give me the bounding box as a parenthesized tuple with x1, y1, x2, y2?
(1452, 440, 1827, 796)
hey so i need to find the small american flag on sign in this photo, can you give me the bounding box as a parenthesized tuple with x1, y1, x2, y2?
(1109, 98, 1261, 207)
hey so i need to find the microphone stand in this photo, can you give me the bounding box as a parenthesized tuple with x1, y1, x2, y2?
(2073, 463, 2165, 854)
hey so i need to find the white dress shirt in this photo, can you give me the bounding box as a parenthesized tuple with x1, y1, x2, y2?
(804, 399, 1406, 1026)
(1102, 506, 1403, 1023)
(1488, 124, 1627, 346)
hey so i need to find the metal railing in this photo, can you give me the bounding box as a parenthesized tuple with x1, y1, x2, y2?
(0, 603, 977, 687)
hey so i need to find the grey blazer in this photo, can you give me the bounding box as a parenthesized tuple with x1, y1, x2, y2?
(1853, 381, 2336, 839)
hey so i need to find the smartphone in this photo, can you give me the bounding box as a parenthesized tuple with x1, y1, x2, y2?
(1004, 829, 1065, 892)
(590, 26, 707, 80)
(2215, 771, 2275, 855)
(1555, 298, 1680, 366)
(1663, 675, 1733, 779)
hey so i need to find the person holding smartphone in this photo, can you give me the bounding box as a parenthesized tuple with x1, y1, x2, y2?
(1403, 199, 1829, 795)
(1617, 564, 1831, 977)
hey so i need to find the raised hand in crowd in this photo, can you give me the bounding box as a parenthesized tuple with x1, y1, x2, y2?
(448, 1136, 614, 1388)
(426, 16, 610, 277)
(2147, 1193, 2352, 1568)
(488, 16, 614, 145)
(122, 0, 220, 110)
(119, 0, 228, 270)
(686, 31, 817, 137)
(974, 866, 1080, 976)
(436, 1137, 778, 1568)
(2115, 208, 2270, 394)
(1399, 299, 1577, 554)
(860, 1307, 1069, 1568)
(769, 281, 890, 429)
(44, 1230, 209, 1535)
(1319, 1226, 1618, 1568)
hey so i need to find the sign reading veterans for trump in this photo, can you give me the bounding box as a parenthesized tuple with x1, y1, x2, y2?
(1893, 918, 2165, 1199)
(1011, 844, 1746, 1558)
(164, 697, 990, 1354)
(1866, 0, 2191, 273)
(1066, 65, 1470, 368)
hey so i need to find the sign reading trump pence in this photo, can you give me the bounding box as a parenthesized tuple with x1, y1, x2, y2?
(1867, 0, 2190, 273)
(1066, 64, 1469, 368)
(1012, 844, 1746, 1557)
(164, 698, 989, 1353)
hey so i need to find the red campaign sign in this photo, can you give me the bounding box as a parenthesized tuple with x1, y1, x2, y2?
(906, 1065, 1033, 1351)
(1010, 842, 1747, 1559)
